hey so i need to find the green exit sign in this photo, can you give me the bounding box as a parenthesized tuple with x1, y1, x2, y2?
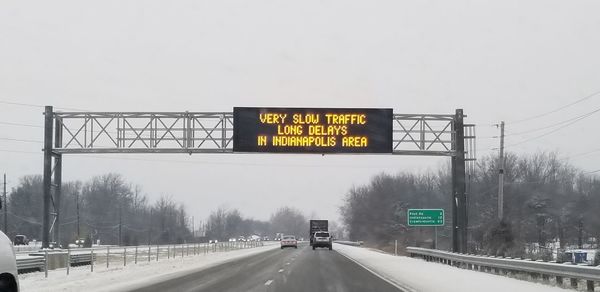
(408, 209, 444, 226)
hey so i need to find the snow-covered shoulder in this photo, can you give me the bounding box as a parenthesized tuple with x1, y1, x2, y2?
(19, 244, 279, 292)
(333, 243, 570, 292)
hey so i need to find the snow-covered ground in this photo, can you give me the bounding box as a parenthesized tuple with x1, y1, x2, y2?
(19, 243, 279, 292)
(334, 243, 574, 292)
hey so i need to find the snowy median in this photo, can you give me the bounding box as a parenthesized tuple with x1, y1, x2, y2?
(19, 243, 279, 292)
(333, 243, 570, 292)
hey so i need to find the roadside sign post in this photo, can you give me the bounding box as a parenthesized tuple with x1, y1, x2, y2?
(434, 226, 438, 249)
(408, 209, 444, 249)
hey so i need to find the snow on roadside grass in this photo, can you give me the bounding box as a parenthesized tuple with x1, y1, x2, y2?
(333, 243, 571, 292)
(19, 243, 279, 292)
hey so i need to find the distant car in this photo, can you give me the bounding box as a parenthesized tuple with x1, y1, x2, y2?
(13, 235, 28, 246)
(275, 233, 283, 241)
(0, 231, 19, 292)
(209, 239, 218, 244)
(280, 235, 298, 249)
(75, 238, 85, 246)
(312, 231, 332, 250)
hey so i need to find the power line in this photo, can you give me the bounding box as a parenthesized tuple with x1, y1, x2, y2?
(584, 169, 600, 174)
(59, 219, 80, 226)
(7, 212, 41, 225)
(122, 224, 149, 233)
(507, 89, 600, 124)
(564, 148, 600, 160)
(504, 106, 600, 137)
(505, 107, 600, 148)
(0, 121, 43, 128)
(0, 120, 119, 136)
(0, 149, 39, 154)
(0, 137, 43, 143)
(0, 100, 89, 111)
(0, 101, 45, 108)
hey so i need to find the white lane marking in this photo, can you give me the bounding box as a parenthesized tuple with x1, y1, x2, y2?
(335, 246, 417, 292)
(278, 269, 284, 273)
(264, 280, 274, 286)
(285, 262, 290, 265)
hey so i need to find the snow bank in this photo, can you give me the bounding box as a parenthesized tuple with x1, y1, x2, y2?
(19, 243, 279, 292)
(333, 243, 571, 292)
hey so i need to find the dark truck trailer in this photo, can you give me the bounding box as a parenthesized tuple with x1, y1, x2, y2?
(309, 220, 328, 246)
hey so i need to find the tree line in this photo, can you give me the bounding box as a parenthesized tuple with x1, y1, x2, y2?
(203, 206, 310, 241)
(340, 152, 600, 258)
(3, 173, 192, 246)
(1, 173, 320, 246)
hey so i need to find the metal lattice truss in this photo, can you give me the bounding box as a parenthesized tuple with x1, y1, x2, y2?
(392, 114, 475, 159)
(54, 112, 233, 153)
(53, 112, 475, 157)
(464, 124, 477, 175)
(392, 114, 455, 156)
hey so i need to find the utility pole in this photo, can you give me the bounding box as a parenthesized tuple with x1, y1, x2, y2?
(76, 192, 80, 240)
(118, 205, 122, 246)
(148, 209, 152, 245)
(192, 216, 195, 240)
(3, 173, 7, 234)
(497, 121, 505, 221)
(578, 218, 583, 249)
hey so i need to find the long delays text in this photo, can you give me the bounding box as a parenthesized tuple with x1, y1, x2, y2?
(257, 113, 369, 148)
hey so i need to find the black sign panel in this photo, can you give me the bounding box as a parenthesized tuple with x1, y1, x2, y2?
(233, 107, 393, 154)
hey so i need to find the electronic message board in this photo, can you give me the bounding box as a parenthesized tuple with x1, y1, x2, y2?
(233, 107, 393, 153)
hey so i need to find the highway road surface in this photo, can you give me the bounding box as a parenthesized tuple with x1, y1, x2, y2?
(130, 243, 404, 292)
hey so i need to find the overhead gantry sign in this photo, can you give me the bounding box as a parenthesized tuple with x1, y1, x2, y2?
(42, 106, 475, 252)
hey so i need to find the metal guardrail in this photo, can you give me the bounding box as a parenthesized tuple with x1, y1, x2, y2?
(70, 253, 95, 265)
(15, 241, 267, 276)
(16, 256, 45, 272)
(407, 247, 600, 292)
(334, 241, 363, 247)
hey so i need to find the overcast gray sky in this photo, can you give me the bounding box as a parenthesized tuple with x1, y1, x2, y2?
(1, 0, 600, 223)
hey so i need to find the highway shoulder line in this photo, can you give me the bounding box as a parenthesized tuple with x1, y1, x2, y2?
(335, 247, 417, 292)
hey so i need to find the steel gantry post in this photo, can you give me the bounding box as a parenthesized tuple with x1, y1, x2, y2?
(53, 116, 63, 246)
(451, 109, 467, 253)
(42, 106, 63, 248)
(42, 106, 53, 248)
